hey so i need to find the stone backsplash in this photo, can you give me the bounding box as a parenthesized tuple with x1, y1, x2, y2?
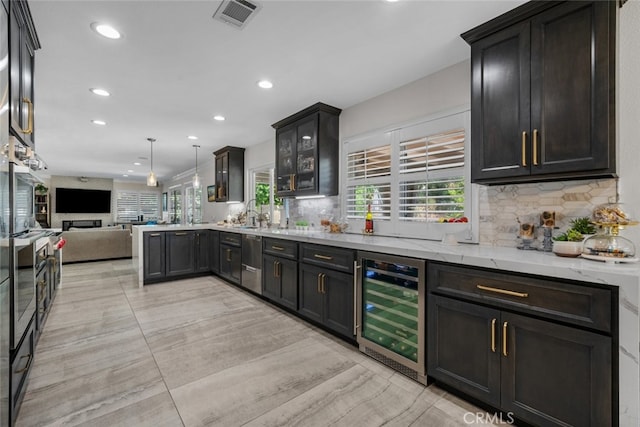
(477, 178, 618, 247)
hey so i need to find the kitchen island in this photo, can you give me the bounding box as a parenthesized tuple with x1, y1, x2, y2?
(132, 224, 640, 426)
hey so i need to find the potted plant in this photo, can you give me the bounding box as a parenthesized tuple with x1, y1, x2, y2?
(35, 183, 48, 194)
(552, 228, 584, 257)
(569, 216, 597, 237)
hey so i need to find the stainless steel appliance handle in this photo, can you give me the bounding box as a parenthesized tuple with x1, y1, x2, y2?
(354, 261, 361, 336)
(244, 265, 257, 273)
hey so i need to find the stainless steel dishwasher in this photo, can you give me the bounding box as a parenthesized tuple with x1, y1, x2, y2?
(241, 234, 262, 295)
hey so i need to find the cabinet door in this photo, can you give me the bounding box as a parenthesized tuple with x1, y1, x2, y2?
(323, 269, 354, 339)
(298, 263, 324, 324)
(9, 4, 22, 137)
(209, 231, 219, 274)
(20, 29, 34, 147)
(470, 21, 531, 183)
(262, 254, 281, 301)
(194, 231, 210, 273)
(215, 154, 227, 202)
(293, 115, 318, 195)
(427, 295, 501, 408)
(501, 312, 612, 427)
(275, 124, 297, 196)
(530, 1, 614, 177)
(219, 244, 241, 285)
(165, 231, 195, 277)
(278, 257, 298, 311)
(143, 232, 165, 282)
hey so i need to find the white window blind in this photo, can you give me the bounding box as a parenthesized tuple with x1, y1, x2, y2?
(116, 191, 160, 222)
(346, 144, 392, 220)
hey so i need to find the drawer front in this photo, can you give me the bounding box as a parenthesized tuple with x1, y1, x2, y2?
(11, 320, 34, 411)
(220, 232, 241, 247)
(263, 238, 297, 259)
(301, 243, 355, 273)
(427, 262, 613, 333)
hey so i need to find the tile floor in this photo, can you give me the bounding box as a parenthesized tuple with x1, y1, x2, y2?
(16, 260, 509, 427)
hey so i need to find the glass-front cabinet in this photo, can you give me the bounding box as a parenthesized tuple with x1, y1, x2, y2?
(272, 103, 341, 198)
(356, 251, 426, 384)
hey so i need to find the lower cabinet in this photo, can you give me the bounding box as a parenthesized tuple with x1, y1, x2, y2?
(11, 318, 34, 425)
(166, 231, 196, 277)
(194, 230, 210, 273)
(219, 232, 242, 285)
(263, 254, 297, 310)
(298, 262, 354, 339)
(427, 262, 614, 427)
(144, 232, 166, 282)
(209, 230, 219, 274)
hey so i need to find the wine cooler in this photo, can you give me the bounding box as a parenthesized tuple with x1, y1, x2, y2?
(356, 251, 426, 384)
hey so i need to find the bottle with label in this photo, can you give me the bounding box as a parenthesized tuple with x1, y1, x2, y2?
(365, 203, 374, 234)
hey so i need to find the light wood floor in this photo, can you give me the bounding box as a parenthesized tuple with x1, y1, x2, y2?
(16, 260, 508, 426)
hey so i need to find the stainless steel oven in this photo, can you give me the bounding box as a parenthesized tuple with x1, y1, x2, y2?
(356, 251, 426, 384)
(10, 232, 46, 349)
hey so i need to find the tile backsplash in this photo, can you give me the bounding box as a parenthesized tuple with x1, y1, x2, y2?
(477, 178, 618, 247)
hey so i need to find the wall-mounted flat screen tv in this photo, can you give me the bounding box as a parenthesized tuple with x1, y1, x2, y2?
(55, 188, 111, 213)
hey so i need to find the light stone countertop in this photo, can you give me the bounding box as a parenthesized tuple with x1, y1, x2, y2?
(131, 223, 640, 426)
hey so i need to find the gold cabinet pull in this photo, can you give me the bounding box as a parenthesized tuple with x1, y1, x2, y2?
(175, 232, 187, 236)
(314, 254, 333, 261)
(21, 97, 34, 134)
(502, 321, 508, 357)
(271, 245, 284, 251)
(15, 353, 32, 374)
(491, 318, 497, 353)
(321, 273, 326, 294)
(521, 131, 527, 166)
(533, 129, 539, 165)
(317, 273, 322, 293)
(477, 284, 528, 298)
(226, 248, 231, 262)
(277, 262, 282, 278)
(292, 174, 296, 191)
(150, 233, 160, 237)
(273, 260, 278, 278)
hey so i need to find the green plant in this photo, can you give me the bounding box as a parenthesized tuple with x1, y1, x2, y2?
(569, 217, 596, 235)
(295, 220, 308, 227)
(35, 183, 48, 194)
(553, 229, 583, 242)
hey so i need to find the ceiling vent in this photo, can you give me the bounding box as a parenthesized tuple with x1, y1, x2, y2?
(213, 0, 262, 30)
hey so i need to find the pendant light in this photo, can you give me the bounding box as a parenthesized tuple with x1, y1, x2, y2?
(146, 137, 157, 187)
(192, 144, 201, 189)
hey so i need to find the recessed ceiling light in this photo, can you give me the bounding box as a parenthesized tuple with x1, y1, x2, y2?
(122, 174, 129, 177)
(213, 115, 225, 121)
(90, 22, 122, 39)
(133, 162, 141, 166)
(257, 80, 273, 89)
(91, 119, 106, 126)
(386, 0, 399, 2)
(90, 88, 110, 97)
(188, 135, 198, 140)
(127, 169, 134, 173)
(302, 135, 311, 140)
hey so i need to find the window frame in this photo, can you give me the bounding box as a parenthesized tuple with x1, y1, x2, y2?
(341, 107, 478, 242)
(115, 190, 161, 222)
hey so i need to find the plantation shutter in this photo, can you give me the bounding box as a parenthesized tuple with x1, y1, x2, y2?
(346, 141, 392, 220)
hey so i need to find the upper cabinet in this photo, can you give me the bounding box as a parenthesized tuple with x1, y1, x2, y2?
(272, 103, 341, 197)
(213, 146, 244, 203)
(462, 1, 616, 185)
(9, 0, 39, 149)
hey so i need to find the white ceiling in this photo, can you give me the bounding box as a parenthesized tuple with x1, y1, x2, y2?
(30, 0, 525, 184)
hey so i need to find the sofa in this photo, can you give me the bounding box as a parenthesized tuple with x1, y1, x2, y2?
(61, 226, 132, 263)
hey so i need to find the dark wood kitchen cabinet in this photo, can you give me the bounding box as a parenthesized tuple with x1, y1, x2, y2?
(165, 231, 195, 277)
(298, 243, 354, 339)
(9, 0, 39, 148)
(209, 230, 219, 274)
(194, 230, 210, 273)
(262, 238, 298, 310)
(213, 146, 244, 203)
(144, 231, 166, 282)
(462, 1, 616, 184)
(272, 103, 341, 197)
(427, 261, 615, 427)
(219, 232, 241, 285)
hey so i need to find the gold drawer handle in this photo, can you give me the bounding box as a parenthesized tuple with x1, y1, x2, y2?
(314, 254, 333, 261)
(175, 232, 187, 236)
(150, 233, 160, 237)
(502, 321, 508, 357)
(533, 129, 539, 166)
(521, 131, 527, 167)
(271, 246, 285, 251)
(477, 284, 528, 298)
(21, 97, 34, 134)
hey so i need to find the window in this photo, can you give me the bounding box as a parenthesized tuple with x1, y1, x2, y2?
(169, 186, 182, 224)
(343, 108, 475, 241)
(249, 166, 282, 226)
(116, 191, 160, 222)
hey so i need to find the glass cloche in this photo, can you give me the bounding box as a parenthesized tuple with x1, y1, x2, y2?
(582, 202, 638, 262)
